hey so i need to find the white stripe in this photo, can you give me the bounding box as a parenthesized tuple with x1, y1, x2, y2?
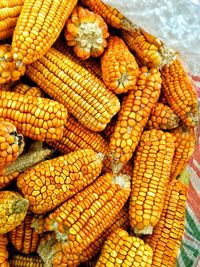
(177, 253, 186, 267)
(187, 166, 200, 194)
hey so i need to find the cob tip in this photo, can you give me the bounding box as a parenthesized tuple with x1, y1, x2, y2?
(133, 225, 153, 235)
(112, 174, 131, 190)
(12, 198, 29, 214)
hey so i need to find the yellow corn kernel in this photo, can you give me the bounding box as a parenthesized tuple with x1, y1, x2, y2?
(0, 234, 9, 266)
(10, 254, 43, 267)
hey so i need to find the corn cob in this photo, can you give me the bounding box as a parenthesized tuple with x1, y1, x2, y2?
(0, 119, 24, 172)
(122, 28, 176, 68)
(129, 129, 175, 235)
(0, 191, 29, 234)
(36, 173, 131, 266)
(0, 91, 68, 142)
(0, 0, 24, 40)
(0, 234, 9, 266)
(171, 126, 195, 180)
(161, 58, 198, 126)
(17, 149, 104, 214)
(11, 0, 78, 65)
(95, 228, 153, 267)
(0, 145, 53, 189)
(26, 47, 120, 132)
(0, 44, 25, 84)
(13, 83, 44, 97)
(145, 179, 187, 266)
(146, 102, 180, 130)
(10, 254, 43, 267)
(101, 35, 139, 94)
(65, 5, 109, 60)
(81, 0, 134, 30)
(109, 67, 162, 173)
(54, 39, 102, 79)
(47, 114, 109, 156)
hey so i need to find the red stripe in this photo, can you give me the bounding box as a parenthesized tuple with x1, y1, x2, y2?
(187, 182, 200, 222)
(188, 160, 200, 178)
(191, 75, 200, 82)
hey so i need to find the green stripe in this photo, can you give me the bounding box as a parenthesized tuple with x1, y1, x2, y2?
(182, 240, 199, 256)
(180, 245, 194, 266)
(186, 209, 200, 242)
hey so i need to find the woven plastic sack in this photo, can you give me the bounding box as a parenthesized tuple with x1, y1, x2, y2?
(103, 1, 200, 266)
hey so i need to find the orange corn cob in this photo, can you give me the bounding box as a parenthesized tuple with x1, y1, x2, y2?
(161, 59, 198, 126)
(13, 83, 44, 97)
(10, 254, 43, 267)
(37, 173, 131, 266)
(171, 126, 195, 180)
(54, 39, 102, 79)
(81, 0, 134, 30)
(129, 130, 175, 235)
(0, 91, 68, 142)
(0, 234, 9, 266)
(146, 102, 180, 130)
(47, 114, 109, 156)
(17, 149, 104, 214)
(101, 35, 139, 94)
(26, 47, 120, 132)
(9, 211, 40, 254)
(145, 179, 187, 267)
(109, 67, 162, 173)
(11, 0, 78, 65)
(96, 228, 153, 267)
(122, 28, 176, 68)
(0, 191, 29, 234)
(0, 120, 24, 172)
(65, 5, 109, 60)
(0, 0, 24, 40)
(0, 44, 25, 84)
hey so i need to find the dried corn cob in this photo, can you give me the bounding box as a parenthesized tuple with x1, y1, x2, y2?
(54, 40, 102, 79)
(9, 211, 40, 254)
(47, 114, 109, 156)
(0, 234, 9, 266)
(109, 67, 162, 173)
(81, 0, 134, 30)
(171, 126, 195, 180)
(145, 179, 187, 267)
(10, 254, 43, 267)
(161, 58, 198, 126)
(146, 102, 180, 130)
(0, 91, 68, 142)
(11, 0, 78, 65)
(0, 191, 29, 234)
(13, 83, 44, 97)
(0, 44, 25, 84)
(96, 228, 153, 267)
(0, 0, 24, 40)
(0, 145, 53, 189)
(129, 129, 175, 235)
(17, 149, 104, 214)
(0, 119, 24, 172)
(101, 35, 139, 94)
(26, 47, 120, 132)
(122, 28, 176, 68)
(37, 173, 131, 266)
(65, 5, 109, 60)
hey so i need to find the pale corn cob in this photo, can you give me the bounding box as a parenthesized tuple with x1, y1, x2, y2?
(161, 58, 198, 126)
(0, 119, 24, 172)
(101, 35, 139, 94)
(129, 129, 175, 235)
(11, 0, 78, 64)
(95, 228, 153, 267)
(10, 255, 43, 267)
(36, 173, 131, 266)
(0, 91, 68, 141)
(145, 179, 187, 267)
(17, 149, 104, 214)
(0, 191, 29, 234)
(171, 126, 195, 180)
(65, 5, 109, 60)
(9, 211, 40, 254)
(13, 83, 44, 97)
(0, 0, 24, 40)
(109, 67, 162, 173)
(26, 47, 120, 132)
(0, 234, 9, 266)
(146, 102, 180, 130)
